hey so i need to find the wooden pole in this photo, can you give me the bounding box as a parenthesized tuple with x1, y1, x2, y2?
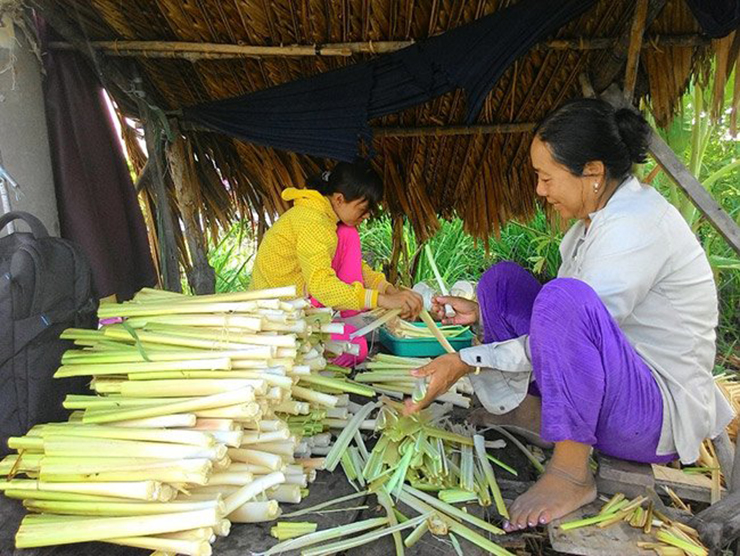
(373, 122, 537, 138)
(46, 34, 709, 61)
(140, 106, 182, 292)
(166, 123, 216, 295)
(623, 0, 649, 102)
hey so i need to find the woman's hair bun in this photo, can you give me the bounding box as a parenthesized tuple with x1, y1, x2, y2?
(614, 108, 650, 165)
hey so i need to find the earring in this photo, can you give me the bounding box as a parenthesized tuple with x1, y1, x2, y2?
(593, 181, 599, 194)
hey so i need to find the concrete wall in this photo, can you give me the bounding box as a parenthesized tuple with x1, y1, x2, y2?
(0, 22, 59, 237)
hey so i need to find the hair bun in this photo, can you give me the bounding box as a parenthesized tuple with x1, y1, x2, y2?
(614, 108, 651, 164)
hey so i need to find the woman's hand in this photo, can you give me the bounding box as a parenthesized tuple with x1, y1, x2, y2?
(384, 284, 400, 295)
(403, 353, 473, 415)
(378, 290, 423, 320)
(432, 295, 479, 325)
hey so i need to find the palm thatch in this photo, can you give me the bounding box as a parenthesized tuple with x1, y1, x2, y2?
(35, 0, 740, 275)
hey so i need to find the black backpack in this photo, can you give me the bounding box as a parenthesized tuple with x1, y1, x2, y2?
(0, 212, 98, 454)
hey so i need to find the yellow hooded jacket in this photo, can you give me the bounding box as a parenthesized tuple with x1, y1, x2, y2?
(250, 188, 390, 310)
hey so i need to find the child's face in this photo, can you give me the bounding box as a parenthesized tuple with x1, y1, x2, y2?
(330, 194, 371, 227)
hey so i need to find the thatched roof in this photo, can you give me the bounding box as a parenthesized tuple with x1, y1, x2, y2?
(37, 0, 739, 256)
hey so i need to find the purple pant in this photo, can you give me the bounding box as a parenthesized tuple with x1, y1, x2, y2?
(478, 261, 676, 464)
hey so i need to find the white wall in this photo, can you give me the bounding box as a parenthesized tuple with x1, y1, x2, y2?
(0, 22, 59, 237)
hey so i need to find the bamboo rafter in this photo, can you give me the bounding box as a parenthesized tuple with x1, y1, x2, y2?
(46, 34, 710, 61)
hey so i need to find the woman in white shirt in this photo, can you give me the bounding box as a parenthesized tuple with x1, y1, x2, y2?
(404, 98, 733, 531)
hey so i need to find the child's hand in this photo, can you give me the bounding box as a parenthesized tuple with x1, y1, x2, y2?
(378, 291, 423, 320)
(432, 295, 479, 325)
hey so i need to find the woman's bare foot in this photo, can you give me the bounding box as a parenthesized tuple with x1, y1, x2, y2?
(504, 467, 596, 531)
(503, 440, 597, 531)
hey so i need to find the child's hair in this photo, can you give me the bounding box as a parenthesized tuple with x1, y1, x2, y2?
(306, 159, 383, 212)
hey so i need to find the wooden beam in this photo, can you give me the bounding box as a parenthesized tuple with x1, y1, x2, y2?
(623, 0, 649, 102)
(649, 133, 740, 256)
(46, 34, 709, 61)
(373, 122, 537, 138)
(591, 0, 668, 93)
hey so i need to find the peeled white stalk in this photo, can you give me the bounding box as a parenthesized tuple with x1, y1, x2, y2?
(262, 321, 308, 334)
(206, 472, 254, 486)
(201, 430, 243, 447)
(241, 430, 292, 445)
(110, 414, 197, 428)
(119, 379, 264, 398)
(105, 535, 211, 556)
(228, 448, 284, 471)
(273, 401, 310, 415)
(240, 420, 286, 432)
(228, 500, 281, 523)
(193, 419, 237, 431)
(248, 441, 296, 459)
(22, 498, 223, 517)
(54, 358, 232, 378)
(291, 385, 338, 408)
(267, 484, 302, 504)
(194, 403, 261, 420)
(36, 425, 215, 447)
(15, 507, 221, 548)
(224, 463, 272, 475)
(82, 387, 257, 424)
(43, 436, 227, 461)
(317, 323, 345, 335)
(223, 472, 286, 514)
(1, 480, 175, 502)
(39, 458, 212, 485)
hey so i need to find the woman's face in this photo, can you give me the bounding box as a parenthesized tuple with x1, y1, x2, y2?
(530, 136, 602, 220)
(330, 193, 371, 227)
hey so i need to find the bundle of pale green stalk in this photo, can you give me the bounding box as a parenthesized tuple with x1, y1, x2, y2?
(386, 318, 471, 340)
(561, 493, 709, 556)
(354, 353, 474, 409)
(252, 399, 516, 556)
(0, 285, 374, 555)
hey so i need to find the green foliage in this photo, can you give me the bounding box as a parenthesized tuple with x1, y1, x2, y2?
(359, 210, 563, 287)
(196, 221, 255, 294)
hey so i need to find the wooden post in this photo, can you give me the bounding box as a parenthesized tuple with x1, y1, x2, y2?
(166, 123, 216, 295)
(623, 0, 649, 102)
(141, 107, 182, 292)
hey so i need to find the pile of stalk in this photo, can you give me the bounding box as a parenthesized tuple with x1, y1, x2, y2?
(256, 400, 517, 556)
(0, 286, 374, 555)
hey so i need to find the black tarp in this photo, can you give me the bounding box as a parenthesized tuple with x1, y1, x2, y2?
(685, 0, 740, 38)
(183, 0, 597, 161)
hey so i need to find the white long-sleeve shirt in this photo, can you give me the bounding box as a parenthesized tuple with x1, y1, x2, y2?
(460, 176, 734, 464)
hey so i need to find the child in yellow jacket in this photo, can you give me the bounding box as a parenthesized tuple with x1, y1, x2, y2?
(251, 160, 422, 363)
